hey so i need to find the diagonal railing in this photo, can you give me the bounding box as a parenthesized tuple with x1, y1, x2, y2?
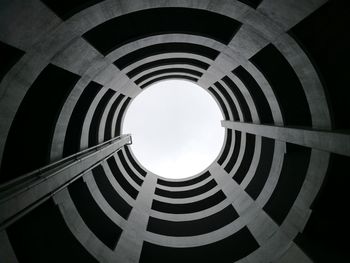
(0, 134, 132, 230)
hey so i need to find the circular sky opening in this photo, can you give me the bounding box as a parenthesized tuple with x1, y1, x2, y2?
(122, 79, 225, 179)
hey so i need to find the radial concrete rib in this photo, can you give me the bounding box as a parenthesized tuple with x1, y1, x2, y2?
(114, 173, 157, 262)
(211, 161, 314, 263)
(272, 242, 313, 263)
(222, 120, 350, 156)
(54, 188, 117, 262)
(0, 230, 18, 263)
(0, 135, 131, 230)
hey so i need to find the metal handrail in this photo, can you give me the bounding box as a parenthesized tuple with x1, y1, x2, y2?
(0, 134, 131, 194)
(0, 134, 132, 229)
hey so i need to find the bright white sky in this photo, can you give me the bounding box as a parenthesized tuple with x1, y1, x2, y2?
(122, 79, 224, 179)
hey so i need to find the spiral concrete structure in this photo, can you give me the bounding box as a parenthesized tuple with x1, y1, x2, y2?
(0, 0, 349, 262)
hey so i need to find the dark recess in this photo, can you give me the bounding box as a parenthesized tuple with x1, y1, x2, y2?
(0, 41, 25, 83)
(63, 81, 102, 157)
(157, 171, 211, 187)
(124, 146, 147, 177)
(127, 58, 209, 78)
(140, 226, 259, 263)
(224, 131, 242, 173)
(68, 178, 122, 250)
(147, 205, 238, 236)
(92, 165, 132, 220)
(88, 89, 115, 147)
(217, 129, 233, 165)
(41, 0, 104, 20)
(250, 44, 312, 127)
(7, 199, 97, 263)
(232, 66, 274, 124)
(151, 190, 226, 214)
(294, 153, 349, 262)
(1, 64, 80, 183)
(117, 150, 143, 186)
(245, 137, 275, 200)
(135, 68, 202, 85)
(232, 133, 256, 184)
(155, 179, 217, 199)
(104, 94, 125, 140)
(263, 143, 311, 225)
(222, 77, 252, 122)
(83, 7, 241, 55)
(115, 97, 131, 136)
(106, 156, 139, 199)
(140, 75, 198, 89)
(114, 42, 219, 70)
(214, 82, 240, 121)
(289, 0, 350, 129)
(237, 0, 263, 9)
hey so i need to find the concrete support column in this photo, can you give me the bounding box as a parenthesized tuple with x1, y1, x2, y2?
(0, 135, 131, 230)
(222, 120, 350, 156)
(114, 173, 157, 262)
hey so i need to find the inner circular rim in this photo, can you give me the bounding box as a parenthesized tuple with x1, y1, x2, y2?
(121, 79, 225, 179)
